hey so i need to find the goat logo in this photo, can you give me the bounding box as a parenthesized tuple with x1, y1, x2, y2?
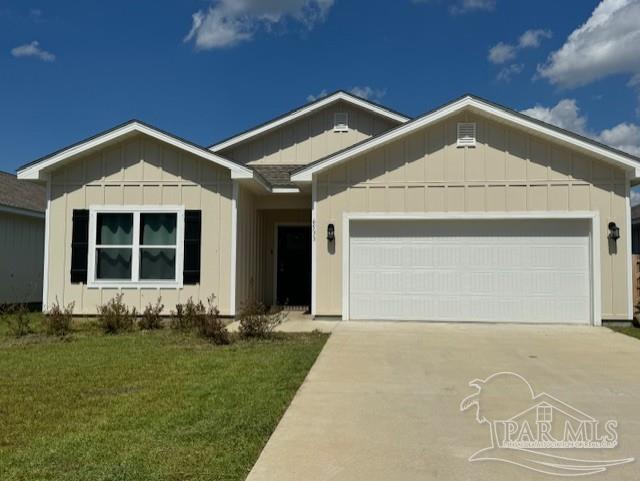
(460, 372, 634, 476)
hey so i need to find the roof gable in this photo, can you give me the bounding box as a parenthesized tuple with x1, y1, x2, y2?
(291, 94, 640, 182)
(17, 120, 255, 182)
(208, 90, 410, 153)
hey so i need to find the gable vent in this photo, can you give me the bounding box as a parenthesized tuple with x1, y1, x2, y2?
(457, 122, 476, 147)
(334, 112, 349, 132)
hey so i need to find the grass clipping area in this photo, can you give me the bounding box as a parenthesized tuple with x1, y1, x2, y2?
(0, 325, 328, 481)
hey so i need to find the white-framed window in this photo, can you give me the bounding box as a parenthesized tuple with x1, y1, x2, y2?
(334, 112, 349, 132)
(457, 122, 476, 147)
(87, 205, 184, 288)
(536, 405, 553, 424)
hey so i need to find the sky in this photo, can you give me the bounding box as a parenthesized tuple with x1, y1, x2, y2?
(2, 0, 640, 199)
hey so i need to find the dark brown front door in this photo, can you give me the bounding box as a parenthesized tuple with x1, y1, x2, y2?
(276, 225, 311, 306)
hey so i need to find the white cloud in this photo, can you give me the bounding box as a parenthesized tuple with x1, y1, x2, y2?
(522, 98, 640, 157)
(185, 0, 334, 49)
(537, 0, 640, 88)
(450, 0, 496, 15)
(518, 29, 552, 48)
(10, 40, 55, 62)
(306, 89, 328, 102)
(496, 63, 524, 82)
(488, 42, 516, 64)
(488, 28, 551, 65)
(349, 86, 387, 102)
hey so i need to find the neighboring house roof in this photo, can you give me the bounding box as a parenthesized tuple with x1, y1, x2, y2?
(249, 164, 304, 189)
(0, 170, 46, 215)
(291, 94, 640, 182)
(208, 90, 411, 153)
(17, 120, 257, 183)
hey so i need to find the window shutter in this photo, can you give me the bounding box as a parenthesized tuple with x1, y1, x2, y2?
(70, 209, 89, 283)
(183, 210, 202, 284)
(457, 122, 476, 147)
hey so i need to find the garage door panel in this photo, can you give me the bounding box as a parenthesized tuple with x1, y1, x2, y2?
(349, 219, 592, 324)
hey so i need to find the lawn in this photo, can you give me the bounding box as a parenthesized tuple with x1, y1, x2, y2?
(610, 325, 640, 341)
(0, 317, 328, 481)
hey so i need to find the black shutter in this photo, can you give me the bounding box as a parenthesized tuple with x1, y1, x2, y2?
(70, 209, 89, 283)
(183, 210, 202, 284)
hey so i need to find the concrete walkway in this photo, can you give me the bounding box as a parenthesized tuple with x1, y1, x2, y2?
(246, 322, 640, 481)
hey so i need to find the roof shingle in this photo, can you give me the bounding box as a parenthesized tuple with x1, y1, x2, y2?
(0, 171, 46, 213)
(249, 164, 305, 188)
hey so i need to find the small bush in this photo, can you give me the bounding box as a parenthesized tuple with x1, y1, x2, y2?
(97, 293, 136, 334)
(139, 297, 164, 330)
(170, 297, 205, 330)
(44, 299, 74, 336)
(196, 295, 230, 345)
(238, 301, 287, 339)
(2, 304, 32, 337)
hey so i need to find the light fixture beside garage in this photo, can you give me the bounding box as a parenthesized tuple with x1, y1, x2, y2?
(608, 222, 620, 241)
(327, 223, 335, 242)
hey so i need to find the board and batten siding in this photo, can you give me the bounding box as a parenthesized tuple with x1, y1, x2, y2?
(315, 112, 630, 320)
(0, 211, 44, 304)
(220, 101, 398, 166)
(47, 134, 234, 315)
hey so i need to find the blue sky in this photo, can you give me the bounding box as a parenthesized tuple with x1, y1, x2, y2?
(2, 0, 640, 178)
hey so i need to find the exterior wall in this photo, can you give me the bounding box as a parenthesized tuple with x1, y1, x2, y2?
(47, 134, 234, 315)
(315, 112, 630, 320)
(235, 185, 264, 310)
(0, 211, 44, 304)
(220, 101, 398, 166)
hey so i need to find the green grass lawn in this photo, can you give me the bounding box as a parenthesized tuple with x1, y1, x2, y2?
(610, 325, 640, 340)
(0, 317, 328, 481)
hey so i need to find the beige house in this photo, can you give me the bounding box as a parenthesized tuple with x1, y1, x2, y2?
(17, 91, 640, 324)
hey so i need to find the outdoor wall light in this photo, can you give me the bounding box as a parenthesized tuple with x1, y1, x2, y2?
(327, 223, 335, 242)
(608, 222, 620, 241)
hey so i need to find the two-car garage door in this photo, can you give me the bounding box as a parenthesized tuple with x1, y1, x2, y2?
(348, 219, 592, 324)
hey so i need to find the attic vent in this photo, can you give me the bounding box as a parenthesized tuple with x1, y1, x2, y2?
(457, 122, 476, 147)
(334, 112, 349, 132)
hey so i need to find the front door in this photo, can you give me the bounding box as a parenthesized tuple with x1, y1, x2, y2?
(276, 225, 311, 307)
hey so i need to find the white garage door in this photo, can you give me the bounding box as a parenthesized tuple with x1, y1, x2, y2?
(348, 219, 592, 324)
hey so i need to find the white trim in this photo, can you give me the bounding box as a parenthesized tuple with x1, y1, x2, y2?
(292, 96, 640, 182)
(271, 187, 300, 194)
(17, 121, 254, 181)
(86, 205, 184, 289)
(273, 222, 312, 306)
(311, 176, 317, 317)
(209, 91, 410, 152)
(42, 176, 51, 311)
(230, 181, 238, 316)
(625, 174, 634, 320)
(0, 204, 45, 219)
(341, 211, 601, 326)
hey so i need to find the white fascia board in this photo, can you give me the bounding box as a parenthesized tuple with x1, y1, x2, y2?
(17, 122, 253, 181)
(271, 187, 300, 193)
(292, 96, 640, 182)
(209, 92, 410, 153)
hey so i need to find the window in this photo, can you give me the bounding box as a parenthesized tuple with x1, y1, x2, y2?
(334, 112, 349, 132)
(88, 206, 184, 287)
(457, 122, 476, 147)
(536, 405, 552, 423)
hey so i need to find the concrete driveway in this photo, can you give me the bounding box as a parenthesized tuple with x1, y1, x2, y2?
(247, 322, 640, 481)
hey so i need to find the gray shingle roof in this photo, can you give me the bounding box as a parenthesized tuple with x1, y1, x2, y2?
(249, 164, 305, 188)
(0, 171, 46, 213)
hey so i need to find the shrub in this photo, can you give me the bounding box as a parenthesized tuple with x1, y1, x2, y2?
(237, 301, 287, 339)
(44, 299, 74, 336)
(195, 295, 230, 345)
(139, 297, 164, 330)
(170, 297, 204, 330)
(97, 293, 136, 334)
(2, 304, 32, 337)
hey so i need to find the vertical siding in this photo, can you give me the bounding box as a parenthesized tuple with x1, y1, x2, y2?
(0, 212, 44, 304)
(47, 134, 234, 315)
(220, 101, 398, 166)
(235, 185, 264, 310)
(315, 113, 630, 319)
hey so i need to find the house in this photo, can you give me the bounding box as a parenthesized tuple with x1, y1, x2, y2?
(16, 91, 640, 324)
(0, 171, 45, 306)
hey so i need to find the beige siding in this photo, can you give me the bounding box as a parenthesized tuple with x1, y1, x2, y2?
(47, 134, 234, 315)
(235, 185, 264, 309)
(315, 112, 630, 319)
(0, 211, 44, 304)
(220, 101, 397, 166)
